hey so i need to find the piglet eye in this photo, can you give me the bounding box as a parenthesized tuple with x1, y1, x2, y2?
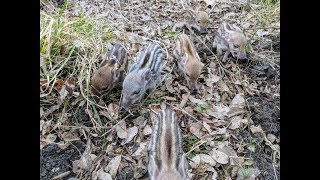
(234, 44, 240, 48)
(133, 89, 140, 94)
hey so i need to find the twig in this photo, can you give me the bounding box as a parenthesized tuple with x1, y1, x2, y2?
(164, 101, 201, 123)
(244, 26, 280, 30)
(51, 171, 71, 180)
(272, 162, 279, 180)
(186, 140, 207, 156)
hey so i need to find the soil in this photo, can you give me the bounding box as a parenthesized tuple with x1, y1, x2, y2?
(40, 140, 85, 180)
(240, 95, 280, 180)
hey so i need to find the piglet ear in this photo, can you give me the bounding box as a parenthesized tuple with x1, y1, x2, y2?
(141, 69, 151, 81)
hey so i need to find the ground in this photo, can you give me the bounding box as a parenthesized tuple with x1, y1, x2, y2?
(40, 0, 280, 179)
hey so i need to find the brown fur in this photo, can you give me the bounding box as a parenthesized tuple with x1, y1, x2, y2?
(197, 11, 209, 32)
(90, 44, 128, 96)
(174, 34, 203, 92)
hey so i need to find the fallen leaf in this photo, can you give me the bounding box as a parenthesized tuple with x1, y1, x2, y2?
(191, 154, 201, 165)
(40, 79, 47, 86)
(180, 93, 190, 108)
(189, 96, 206, 105)
(228, 116, 241, 130)
(189, 122, 204, 138)
(43, 105, 60, 118)
(57, 141, 70, 150)
(61, 131, 80, 142)
(212, 127, 226, 135)
(256, 29, 269, 37)
(65, 79, 76, 93)
(211, 74, 221, 83)
(203, 121, 212, 134)
(237, 168, 261, 180)
(227, 107, 245, 118)
(250, 125, 263, 134)
(218, 80, 230, 92)
(121, 126, 138, 145)
(163, 96, 177, 101)
(230, 93, 245, 109)
(143, 125, 152, 135)
(95, 169, 112, 180)
(165, 76, 175, 93)
(206, 104, 230, 119)
(132, 116, 146, 128)
(59, 85, 68, 102)
(267, 134, 277, 143)
(199, 154, 216, 166)
(210, 167, 218, 180)
(105, 155, 121, 178)
(116, 120, 127, 139)
(210, 149, 229, 164)
(45, 134, 57, 143)
(218, 145, 243, 166)
(54, 79, 64, 92)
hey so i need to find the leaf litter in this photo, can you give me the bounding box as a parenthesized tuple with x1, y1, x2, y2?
(40, 0, 280, 179)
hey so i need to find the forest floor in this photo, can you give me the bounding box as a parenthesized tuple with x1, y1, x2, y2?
(40, 0, 280, 179)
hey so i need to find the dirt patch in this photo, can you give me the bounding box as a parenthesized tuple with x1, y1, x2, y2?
(248, 96, 280, 136)
(236, 95, 280, 180)
(117, 166, 135, 180)
(40, 140, 85, 180)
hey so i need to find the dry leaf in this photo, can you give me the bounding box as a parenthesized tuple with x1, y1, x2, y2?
(199, 154, 216, 166)
(116, 120, 127, 139)
(189, 122, 204, 138)
(165, 76, 175, 93)
(206, 104, 230, 119)
(54, 79, 64, 92)
(43, 105, 60, 118)
(96, 169, 112, 180)
(143, 125, 152, 135)
(163, 96, 177, 101)
(189, 96, 206, 105)
(230, 94, 245, 109)
(250, 125, 263, 134)
(105, 155, 121, 178)
(218, 145, 243, 166)
(228, 116, 241, 130)
(65, 79, 76, 93)
(267, 134, 277, 143)
(203, 121, 212, 134)
(46, 134, 57, 143)
(218, 80, 230, 92)
(59, 85, 68, 102)
(180, 93, 190, 108)
(132, 116, 146, 128)
(61, 131, 80, 142)
(256, 29, 269, 37)
(210, 167, 218, 180)
(191, 154, 201, 165)
(212, 127, 226, 135)
(227, 107, 245, 118)
(121, 126, 138, 145)
(210, 149, 229, 164)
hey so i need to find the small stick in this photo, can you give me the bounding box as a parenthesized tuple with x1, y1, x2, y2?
(185, 140, 207, 156)
(51, 171, 71, 180)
